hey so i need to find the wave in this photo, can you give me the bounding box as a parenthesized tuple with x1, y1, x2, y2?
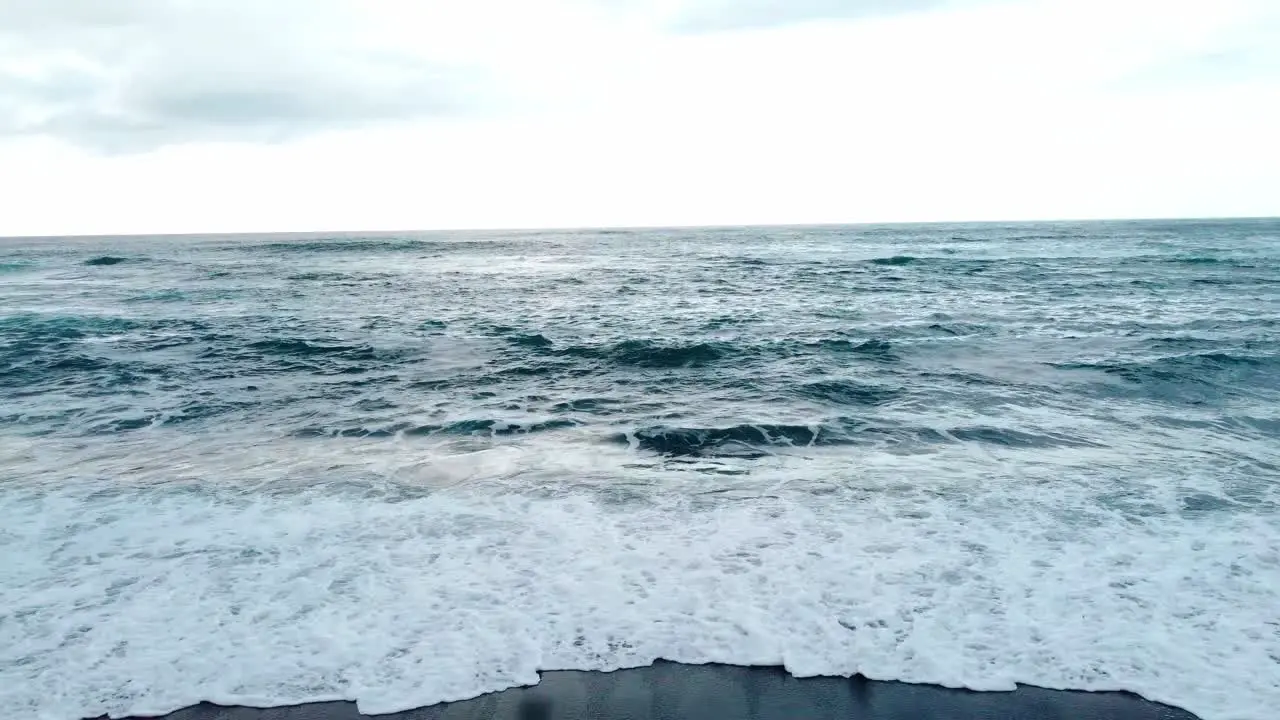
(287, 271, 398, 283)
(533, 336, 902, 369)
(615, 421, 1104, 457)
(1168, 256, 1226, 265)
(247, 338, 381, 360)
(162, 398, 267, 423)
(252, 238, 426, 254)
(869, 255, 916, 266)
(1009, 233, 1081, 241)
(0, 316, 155, 392)
(559, 340, 730, 368)
(7, 478, 1263, 719)
(1, 355, 165, 397)
(1144, 336, 1224, 351)
(287, 271, 353, 281)
(87, 416, 156, 433)
(796, 380, 901, 405)
(615, 424, 832, 457)
(551, 397, 622, 413)
(921, 322, 990, 337)
(62, 393, 367, 436)
(0, 261, 34, 274)
(1054, 352, 1280, 403)
(84, 256, 130, 266)
(296, 418, 580, 439)
(1060, 352, 1280, 379)
(0, 316, 225, 399)
(1233, 415, 1280, 440)
(0, 314, 140, 341)
(125, 290, 188, 303)
(489, 361, 573, 379)
(946, 425, 1104, 448)
(837, 338, 896, 358)
(508, 333, 554, 348)
(248, 237, 532, 256)
(863, 256, 1009, 275)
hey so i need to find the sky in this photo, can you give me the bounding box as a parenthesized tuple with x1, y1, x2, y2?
(0, 0, 1277, 235)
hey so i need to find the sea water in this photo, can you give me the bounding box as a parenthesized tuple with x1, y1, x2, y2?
(1, 221, 1277, 719)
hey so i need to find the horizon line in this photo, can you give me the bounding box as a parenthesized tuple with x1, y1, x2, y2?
(1, 214, 1276, 241)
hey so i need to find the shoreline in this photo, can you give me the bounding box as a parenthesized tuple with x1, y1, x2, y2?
(108, 662, 1202, 720)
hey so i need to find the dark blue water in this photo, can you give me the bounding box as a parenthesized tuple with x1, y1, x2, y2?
(2, 221, 1277, 719)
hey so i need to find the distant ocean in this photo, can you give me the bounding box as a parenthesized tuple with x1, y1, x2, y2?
(1, 220, 1277, 720)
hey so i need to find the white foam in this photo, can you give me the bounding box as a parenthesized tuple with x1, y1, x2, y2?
(1, 436, 1278, 720)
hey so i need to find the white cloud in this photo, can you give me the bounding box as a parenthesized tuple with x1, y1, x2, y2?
(0, 0, 1276, 233)
(0, 0, 492, 150)
(661, 0, 952, 32)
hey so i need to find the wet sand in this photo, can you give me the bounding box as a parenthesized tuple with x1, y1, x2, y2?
(113, 662, 1201, 720)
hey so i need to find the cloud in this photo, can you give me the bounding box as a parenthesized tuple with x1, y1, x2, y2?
(2, 0, 1274, 157)
(1108, 3, 1280, 93)
(0, 0, 482, 151)
(662, 0, 951, 32)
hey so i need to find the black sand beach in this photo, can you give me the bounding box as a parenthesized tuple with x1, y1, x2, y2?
(114, 662, 1201, 720)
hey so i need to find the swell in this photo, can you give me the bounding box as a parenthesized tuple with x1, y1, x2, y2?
(80, 399, 265, 435)
(0, 261, 35, 274)
(294, 417, 580, 439)
(615, 423, 831, 457)
(556, 339, 731, 368)
(249, 238, 427, 254)
(1056, 352, 1280, 400)
(244, 237, 523, 255)
(800, 338, 897, 358)
(286, 271, 399, 283)
(0, 314, 141, 341)
(247, 338, 383, 360)
(509, 336, 901, 368)
(0, 355, 170, 399)
(0, 320, 421, 423)
(190, 336, 420, 377)
(613, 421, 1102, 457)
(869, 255, 917, 266)
(795, 380, 901, 406)
(84, 256, 132, 266)
(0, 315, 155, 392)
(862, 256, 1003, 274)
(1162, 255, 1259, 266)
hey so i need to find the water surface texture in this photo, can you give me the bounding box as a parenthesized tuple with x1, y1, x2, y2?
(2, 221, 1278, 720)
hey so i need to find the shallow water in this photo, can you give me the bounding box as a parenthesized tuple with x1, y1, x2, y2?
(1, 220, 1278, 719)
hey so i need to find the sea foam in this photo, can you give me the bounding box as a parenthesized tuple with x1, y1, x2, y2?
(1, 436, 1276, 720)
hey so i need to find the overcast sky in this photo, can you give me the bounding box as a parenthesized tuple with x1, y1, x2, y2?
(1, 0, 1277, 235)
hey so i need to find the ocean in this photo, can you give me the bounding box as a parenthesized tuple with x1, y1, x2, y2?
(1, 220, 1277, 720)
